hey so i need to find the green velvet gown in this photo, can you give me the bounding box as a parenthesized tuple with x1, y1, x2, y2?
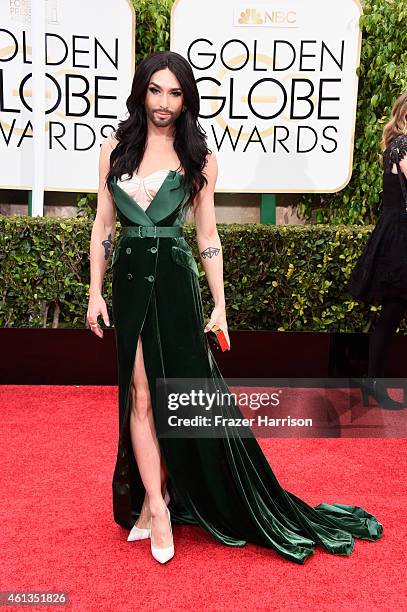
(109, 169, 383, 564)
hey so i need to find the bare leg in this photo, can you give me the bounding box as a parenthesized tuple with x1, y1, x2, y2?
(129, 335, 172, 548)
(134, 455, 169, 529)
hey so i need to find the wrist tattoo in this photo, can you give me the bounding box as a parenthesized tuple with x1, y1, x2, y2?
(201, 246, 220, 259)
(102, 233, 113, 260)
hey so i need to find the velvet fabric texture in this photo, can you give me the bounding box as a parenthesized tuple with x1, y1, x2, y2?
(109, 170, 383, 564)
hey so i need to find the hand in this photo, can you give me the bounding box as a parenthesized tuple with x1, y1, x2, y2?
(87, 293, 110, 338)
(204, 304, 230, 350)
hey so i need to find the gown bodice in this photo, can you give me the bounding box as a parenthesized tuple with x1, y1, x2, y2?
(111, 168, 190, 229)
(117, 169, 172, 210)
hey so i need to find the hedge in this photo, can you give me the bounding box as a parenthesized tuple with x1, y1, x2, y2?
(0, 216, 389, 331)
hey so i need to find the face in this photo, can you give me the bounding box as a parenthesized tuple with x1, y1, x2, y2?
(144, 67, 184, 128)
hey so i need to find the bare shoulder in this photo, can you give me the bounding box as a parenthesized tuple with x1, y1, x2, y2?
(98, 136, 117, 185)
(101, 133, 119, 154)
(203, 150, 218, 183)
(99, 135, 119, 169)
(204, 150, 217, 172)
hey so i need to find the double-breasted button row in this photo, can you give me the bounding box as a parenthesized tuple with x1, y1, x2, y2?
(127, 274, 154, 282)
(126, 246, 157, 254)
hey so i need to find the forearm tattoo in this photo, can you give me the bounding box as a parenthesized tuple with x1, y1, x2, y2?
(200, 246, 220, 259)
(102, 233, 113, 260)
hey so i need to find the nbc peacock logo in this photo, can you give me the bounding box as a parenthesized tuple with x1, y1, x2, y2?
(238, 8, 263, 24)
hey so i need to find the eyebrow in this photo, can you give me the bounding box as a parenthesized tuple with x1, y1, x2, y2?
(149, 81, 182, 92)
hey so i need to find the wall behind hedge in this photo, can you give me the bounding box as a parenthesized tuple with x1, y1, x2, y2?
(0, 216, 386, 331)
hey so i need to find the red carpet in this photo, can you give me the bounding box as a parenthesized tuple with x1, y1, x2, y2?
(0, 385, 405, 611)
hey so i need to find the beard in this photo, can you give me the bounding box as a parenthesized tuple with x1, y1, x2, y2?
(148, 108, 179, 128)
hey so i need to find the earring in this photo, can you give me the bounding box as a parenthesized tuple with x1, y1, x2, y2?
(182, 106, 187, 113)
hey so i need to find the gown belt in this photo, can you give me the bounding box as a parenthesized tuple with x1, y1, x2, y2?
(122, 226, 184, 238)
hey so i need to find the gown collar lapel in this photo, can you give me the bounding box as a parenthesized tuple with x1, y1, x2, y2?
(110, 170, 190, 226)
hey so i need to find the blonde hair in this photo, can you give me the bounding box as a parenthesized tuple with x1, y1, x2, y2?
(381, 91, 407, 152)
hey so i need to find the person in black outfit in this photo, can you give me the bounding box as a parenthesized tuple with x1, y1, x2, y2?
(347, 91, 407, 409)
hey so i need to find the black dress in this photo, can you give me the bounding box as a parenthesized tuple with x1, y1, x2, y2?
(347, 133, 407, 304)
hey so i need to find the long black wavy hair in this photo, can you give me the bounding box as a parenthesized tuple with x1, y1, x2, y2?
(106, 51, 210, 205)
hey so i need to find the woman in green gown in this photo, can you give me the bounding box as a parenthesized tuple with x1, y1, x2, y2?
(87, 51, 383, 564)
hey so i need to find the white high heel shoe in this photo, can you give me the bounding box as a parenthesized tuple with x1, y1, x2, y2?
(127, 488, 170, 542)
(150, 506, 174, 564)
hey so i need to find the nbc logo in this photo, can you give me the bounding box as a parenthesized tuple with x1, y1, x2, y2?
(235, 7, 297, 27)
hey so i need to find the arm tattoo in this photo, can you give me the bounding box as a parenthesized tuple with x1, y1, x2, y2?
(102, 233, 113, 261)
(200, 246, 220, 259)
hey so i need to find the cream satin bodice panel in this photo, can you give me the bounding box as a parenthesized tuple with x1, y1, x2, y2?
(117, 169, 170, 210)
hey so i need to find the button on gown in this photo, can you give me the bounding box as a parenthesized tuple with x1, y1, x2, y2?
(109, 169, 383, 564)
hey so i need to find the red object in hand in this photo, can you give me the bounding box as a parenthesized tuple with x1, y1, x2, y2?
(207, 324, 230, 352)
